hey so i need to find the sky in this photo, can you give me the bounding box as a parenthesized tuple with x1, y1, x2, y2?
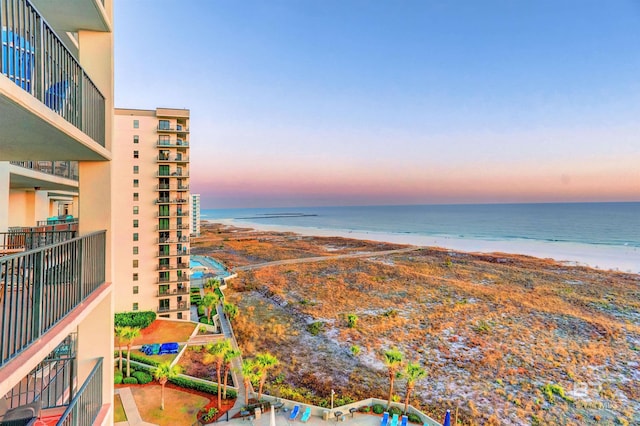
(114, 1, 640, 208)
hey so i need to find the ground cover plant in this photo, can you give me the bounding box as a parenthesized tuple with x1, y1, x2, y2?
(136, 319, 196, 345)
(196, 224, 640, 425)
(130, 385, 208, 426)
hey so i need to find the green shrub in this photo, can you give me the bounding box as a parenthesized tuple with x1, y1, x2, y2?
(358, 406, 371, 413)
(202, 407, 218, 422)
(383, 309, 398, 318)
(372, 404, 385, 414)
(347, 314, 358, 328)
(350, 345, 361, 356)
(389, 406, 403, 416)
(114, 372, 123, 385)
(128, 352, 161, 367)
(307, 321, 324, 336)
(132, 371, 153, 385)
(123, 377, 138, 385)
(115, 311, 156, 329)
(197, 305, 205, 316)
(169, 376, 237, 398)
(199, 317, 212, 325)
(407, 413, 421, 424)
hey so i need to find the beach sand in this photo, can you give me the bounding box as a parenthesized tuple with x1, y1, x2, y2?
(209, 219, 639, 274)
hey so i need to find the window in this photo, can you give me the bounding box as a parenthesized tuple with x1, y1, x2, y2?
(133, 303, 139, 311)
(133, 233, 139, 241)
(133, 273, 138, 281)
(133, 119, 139, 128)
(133, 260, 139, 268)
(133, 219, 139, 228)
(133, 165, 139, 174)
(134, 150, 139, 159)
(133, 246, 139, 254)
(133, 193, 139, 201)
(133, 286, 139, 294)
(133, 206, 139, 215)
(158, 120, 170, 130)
(133, 179, 139, 187)
(133, 135, 139, 144)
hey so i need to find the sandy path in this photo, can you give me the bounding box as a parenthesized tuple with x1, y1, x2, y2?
(234, 247, 421, 271)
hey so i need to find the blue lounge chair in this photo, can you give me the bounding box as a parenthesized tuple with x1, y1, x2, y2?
(400, 415, 408, 426)
(44, 80, 69, 113)
(1, 28, 35, 91)
(289, 405, 300, 421)
(390, 413, 399, 426)
(381, 412, 390, 426)
(300, 407, 311, 423)
(159, 342, 179, 355)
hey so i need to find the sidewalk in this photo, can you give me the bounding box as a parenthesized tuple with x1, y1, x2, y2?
(115, 387, 157, 426)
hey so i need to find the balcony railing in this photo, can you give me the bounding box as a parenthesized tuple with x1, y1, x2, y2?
(156, 236, 189, 244)
(36, 217, 78, 227)
(156, 139, 188, 147)
(155, 171, 189, 177)
(157, 249, 189, 257)
(157, 287, 189, 297)
(57, 357, 103, 426)
(157, 126, 189, 133)
(0, 0, 106, 146)
(10, 161, 79, 181)
(0, 231, 106, 366)
(156, 263, 189, 271)
(0, 230, 76, 255)
(154, 185, 190, 192)
(154, 198, 188, 205)
(156, 155, 189, 162)
(156, 301, 189, 313)
(157, 275, 189, 284)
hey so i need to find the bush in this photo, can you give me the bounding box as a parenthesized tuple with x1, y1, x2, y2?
(114, 372, 123, 384)
(307, 321, 324, 336)
(128, 352, 160, 367)
(123, 377, 138, 385)
(132, 371, 153, 385)
(389, 406, 403, 416)
(372, 404, 385, 414)
(169, 376, 237, 399)
(407, 413, 422, 424)
(347, 314, 358, 328)
(199, 317, 212, 325)
(202, 407, 218, 422)
(358, 406, 371, 413)
(115, 311, 156, 329)
(197, 305, 205, 316)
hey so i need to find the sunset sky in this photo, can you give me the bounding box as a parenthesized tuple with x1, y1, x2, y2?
(115, 1, 640, 208)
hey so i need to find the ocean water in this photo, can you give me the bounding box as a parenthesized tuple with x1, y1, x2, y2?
(202, 202, 640, 249)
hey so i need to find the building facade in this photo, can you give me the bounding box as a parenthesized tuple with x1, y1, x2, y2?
(191, 193, 201, 237)
(0, 0, 115, 424)
(114, 108, 191, 320)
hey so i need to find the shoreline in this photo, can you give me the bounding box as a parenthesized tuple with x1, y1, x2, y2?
(205, 218, 640, 274)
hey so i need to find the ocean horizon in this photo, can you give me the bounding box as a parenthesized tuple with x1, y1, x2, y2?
(201, 202, 640, 273)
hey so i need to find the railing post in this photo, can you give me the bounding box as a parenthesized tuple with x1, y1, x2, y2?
(77, 237, 84, 301)
(31, 250, 45, 340)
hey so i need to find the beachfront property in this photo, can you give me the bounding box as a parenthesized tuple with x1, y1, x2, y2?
(191, 193, 201, 237)
(0, 0, 114, 424)
(113, 108, 191, 320)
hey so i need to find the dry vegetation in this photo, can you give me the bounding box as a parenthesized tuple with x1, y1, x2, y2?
(194, 224, 640, 426)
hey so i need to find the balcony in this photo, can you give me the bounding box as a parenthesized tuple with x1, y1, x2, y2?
(0, 0, 107, 158)
(156, 262, 189, 271)
(155, 171, 189, 178)
(156, 139, 189, 148)
(157, 275, 189, 284)
(10, 161, 79, 181)
(156, 125, 189, 133)
(154, 198, 188, 205)
(156, 301, 189, 313)
(156, 155, 189, 163)
(156, 236, 189, 244)
(157, 249, 190, 257)
(0, 231, 106, 366)
(1, 229, 77, 256)
(156, 287, 189, 297)
(154, 185, 190, 191)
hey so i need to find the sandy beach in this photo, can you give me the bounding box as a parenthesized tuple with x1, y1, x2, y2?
(208, 219, 640, 274)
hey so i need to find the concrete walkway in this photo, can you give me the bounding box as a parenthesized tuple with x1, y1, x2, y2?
(114, 387, 157, 426)
(234, 247, 421, 271)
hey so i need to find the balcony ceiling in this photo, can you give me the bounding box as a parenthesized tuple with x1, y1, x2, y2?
(0, 78, 110, 161)
(31, 0, 111, 32)
(10, 171, 78, 193)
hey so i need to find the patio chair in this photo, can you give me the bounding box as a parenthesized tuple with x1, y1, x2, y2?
(390, 413, 399, 426)
(44, 80, 69, 113)
(289, 405, 300, 421)
(300, 407, 311, 423)
(400, 415, 408, 426)
(380, 412, 389, 426)
(0, 397, 41, 425)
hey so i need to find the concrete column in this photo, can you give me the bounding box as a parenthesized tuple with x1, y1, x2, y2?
(34, 190, 49, 223)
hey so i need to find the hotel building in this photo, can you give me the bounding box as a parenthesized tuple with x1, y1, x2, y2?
(191, 193, 201, 237)
(114, 108, 191, 320)
(0, 0, 114, 424)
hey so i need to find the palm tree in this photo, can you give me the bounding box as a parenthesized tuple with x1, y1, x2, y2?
(255, 352, 279, 401)
(123, 326, 141, 377)
(383, 348, 404, 408)
(223, 302, 239, 322)
(241, 359, 258, 406)
(201, 292, 220, 324)
(403, 362, 427, 414)
(114, 326, 128, 372)
(223, 348, 241, 399)
(154, 362, 182, 410)
(204, 339, 231, 408)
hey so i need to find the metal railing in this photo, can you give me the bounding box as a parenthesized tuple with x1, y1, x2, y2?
(0, 231, 106, 366)
(57, 357, 103, 426)
(156, 155, 189, 162)
(0, 0, 106, 146)
(156, 139, 188, 147)
(155, 171, 189, 177)
(156, 302, 189, 313)
(10, 161, 79, 181)
(157, 287, 189, 297)
(0, 230, 76, 254)
(157, 250, 189, 257)
(157, 125, 189, 132)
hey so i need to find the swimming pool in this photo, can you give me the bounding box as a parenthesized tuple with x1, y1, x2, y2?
(190, 257, 231, 279)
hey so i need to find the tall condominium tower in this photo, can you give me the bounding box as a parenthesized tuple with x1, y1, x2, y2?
(114, 108, 191, 320)
(0, 0, 115, 423)
(191, 193, 201, 237)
